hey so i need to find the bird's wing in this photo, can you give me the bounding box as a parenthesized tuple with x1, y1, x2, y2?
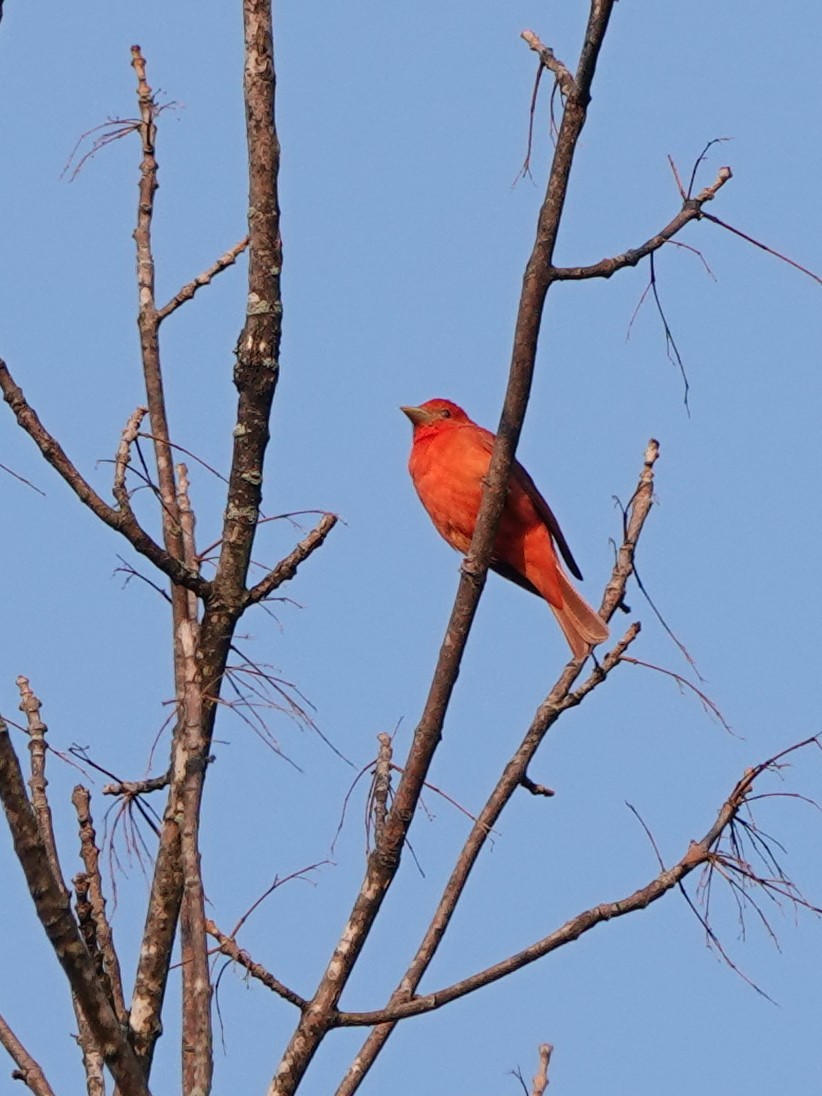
(467, 427, 584, 581)
(489, 559, 541, 596)
(511, 458, 584, 580)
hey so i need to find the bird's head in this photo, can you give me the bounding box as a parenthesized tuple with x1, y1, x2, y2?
(400, 399, 470, 430)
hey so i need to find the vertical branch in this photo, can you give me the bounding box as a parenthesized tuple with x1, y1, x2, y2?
(175, 465, 213, 1095)
(211, 0, 282, 606)
(127, 47, 191, 1076)
(128, 11, 285, 1074)
(72, 786, 127, 1023)
(19, 676, 66, 895)
(19, 679, 106, 1093)
(130, 45, 183, 558)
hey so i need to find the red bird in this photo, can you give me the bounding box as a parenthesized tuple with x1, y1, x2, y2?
(401, 398, 609, 659)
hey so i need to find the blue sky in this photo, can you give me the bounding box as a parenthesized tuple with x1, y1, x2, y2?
(1, 3, 821, 1094)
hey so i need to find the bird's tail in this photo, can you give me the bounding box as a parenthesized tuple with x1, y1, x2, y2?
(550, 569, 610, 660)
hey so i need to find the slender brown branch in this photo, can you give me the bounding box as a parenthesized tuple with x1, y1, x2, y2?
(72, 787, 127, 1023)
(244, 512, 338, 606)
(620, 655, 734, 734)
(157, 236, 250, 322)
(531, 1043, 553, 1096)
(102, 774, 169, 797)
(550, 167, 732, 281)
(0, 359, 208, 597)
(211, 0, 283, 613)
(335, 443, 654, 1093)
(331, 739, 818, 1027)
(132, 2, 289, 1082)
(170, 462, 213, 1095)
(114, 406, 149, 509)
(521, 30, 575, 97)
(19, 685, 107, 1095)
(0, 720, 149, 1095)
(205, 921, 308, 1010)
(18, 678, 66, 894)
(0, 1013, 56, 1096)
(70, 873, 107, 1096)
(125, 45, 195, 1077)
(699, 211, 822, 286)
(0, 460, 45, 495)
(131, 11, 288, 1071)
(371, 734, 392, 847)
(130, 45, 183, 559)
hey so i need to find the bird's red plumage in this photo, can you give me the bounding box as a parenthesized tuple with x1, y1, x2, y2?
(402, 398, 609, 658)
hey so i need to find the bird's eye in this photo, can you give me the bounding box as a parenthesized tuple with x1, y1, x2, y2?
(440, 408, 451, 418)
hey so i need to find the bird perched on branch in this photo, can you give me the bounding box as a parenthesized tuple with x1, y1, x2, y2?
(401, 398, 609, 659)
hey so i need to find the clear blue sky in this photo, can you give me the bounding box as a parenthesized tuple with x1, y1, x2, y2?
(1, 3, 821, 1094)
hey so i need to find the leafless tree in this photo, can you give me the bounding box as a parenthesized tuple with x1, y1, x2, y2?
(0, 3, 818, 1094)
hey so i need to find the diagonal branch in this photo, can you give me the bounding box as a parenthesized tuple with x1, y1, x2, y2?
(331, 737, 819, 1027)
(205, 921, 307, 1009)
(269, 7, 620, 1093)
(157, 236, 250, 322)
(19, 678, 107, 1091)
(0, 1013, 56, 1096)
(550, 167, 732, 280)
(72, 786, 127, 1023)
(335, 440, 656, 1093)
(0, 720, 150, 1096)
(244, 512, 338, 606)
(0, 359, 209, 597)
(521, 29, 575, 97)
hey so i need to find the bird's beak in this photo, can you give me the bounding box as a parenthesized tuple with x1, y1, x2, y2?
(400, 405, 434, 427)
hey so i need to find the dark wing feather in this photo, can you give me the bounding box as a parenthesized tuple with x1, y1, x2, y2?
(511, 458, 584, 581)
(490, 559, 540, 596)
(469, 424, 584, 582)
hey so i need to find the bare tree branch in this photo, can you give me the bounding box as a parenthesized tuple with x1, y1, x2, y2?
(244, 512, 338, 606)
(72, 786, 127, 1023)
(531, 1043, 553, 1096)
(0, 719, 150, 1096)
(549, 167, 732, 281)
(114, 406, 149, 509)
(0, 359, 209, 597)
(522, 29, 575, 97)
(700, 212, 822, 287)
(205, 921, 308, 1010)
(18, 678, 108, 1091)
(329, 738, 820, 1027)
(0, 1013, 56, 1096)
(335, 441, 655, 1093)
(157, 236, 250, 322)
(176, 462, 212, 1096)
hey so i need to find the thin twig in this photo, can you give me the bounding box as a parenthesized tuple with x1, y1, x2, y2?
(157, 237, 250, 322)
(205, 920, 308, 1010)
(0, 358, 208, 597)
(245, 512, 338, 606)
